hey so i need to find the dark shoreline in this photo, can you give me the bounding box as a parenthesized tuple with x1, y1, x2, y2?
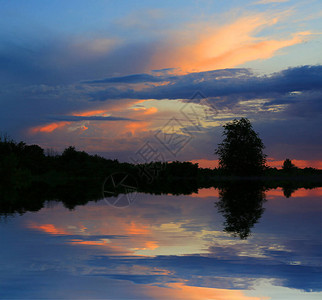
(1, 137, 321, 217)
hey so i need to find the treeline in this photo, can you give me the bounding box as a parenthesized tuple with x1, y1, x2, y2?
(1, 136, 322, 191)
(0, 137, 124, 188)
(0, 136, 201, 189)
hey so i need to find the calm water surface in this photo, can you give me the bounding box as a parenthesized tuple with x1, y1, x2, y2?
(0, 188, 321, 299)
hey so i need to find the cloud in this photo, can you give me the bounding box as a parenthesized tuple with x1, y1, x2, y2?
(50, 115, 136, 122)
(30, 122, 71, 133)
(255, 0, 289, 4)
(86, 65, 322, 106)
(0, 36, 155, 85)
(90, 253, 322, 292)
(83, 74, 166, 84)
(29, 114, 136, 134)
(149, 13, 311, 73)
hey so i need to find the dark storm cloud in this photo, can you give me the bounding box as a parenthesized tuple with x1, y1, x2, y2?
(87, 68, 251, 100)
(266, 90, 322, 118)
(86, 65, 322, 103)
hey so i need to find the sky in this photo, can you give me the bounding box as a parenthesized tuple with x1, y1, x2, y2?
(1, 0, 322, 167)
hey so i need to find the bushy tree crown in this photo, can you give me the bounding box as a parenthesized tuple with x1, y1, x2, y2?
(215, 118, 266, 175)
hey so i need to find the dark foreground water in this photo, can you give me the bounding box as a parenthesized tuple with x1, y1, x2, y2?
(0, 187, 321, 299)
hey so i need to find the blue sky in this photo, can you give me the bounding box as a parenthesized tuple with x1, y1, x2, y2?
(0, 0, 322, 166)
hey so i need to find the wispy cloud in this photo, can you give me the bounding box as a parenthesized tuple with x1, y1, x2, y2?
(50, 115, 136, 122)
(30, 122, 71, 133)
(255, 0, 289, 4)
(150, 13, 311, 73)
(29, 115, 136, 134)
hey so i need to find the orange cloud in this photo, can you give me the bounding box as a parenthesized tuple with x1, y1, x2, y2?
(69, 239, 110, 246)
(132, 241, 159, 251)
(126, 222, 150, 235)
(28, 100, 148, 137)
(131, 106, 158, 115)
(144, 107, 158, 115)
(131, 106, 157, 113)
(151, 13, 311, 73)
(145, 241, 159, 250)
(27, 218, 156, 253)
(197, 32, 308, 70)
(30, 121, 70, 134)
(28, 223, 68, 235)
(144, 282, 268, 300)
(72, 109, 108, 117)
(125, 121, 149, 135)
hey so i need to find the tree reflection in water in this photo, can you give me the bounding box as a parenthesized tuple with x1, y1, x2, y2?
(216, 182, 266, 239)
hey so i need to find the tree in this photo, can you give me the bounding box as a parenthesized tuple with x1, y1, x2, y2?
(215, 118, 266, 175)
(282, 158, 296, 172)
(216, 182, 266, 239)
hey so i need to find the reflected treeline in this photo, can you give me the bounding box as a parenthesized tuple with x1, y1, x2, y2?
(216, 182, 266, 239)
(0, 176, 321, 240)
(0, 177, 200, 218)
(3, 179, 320, 243)
(0, 180, 103, 218)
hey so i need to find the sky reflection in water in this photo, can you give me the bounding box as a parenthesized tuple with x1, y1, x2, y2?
(0, 188, 321, 299)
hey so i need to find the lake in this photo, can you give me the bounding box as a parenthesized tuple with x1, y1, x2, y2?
(0, 187, 321, 299)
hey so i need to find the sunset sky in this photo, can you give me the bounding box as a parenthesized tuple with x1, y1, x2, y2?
(1, 0, 322, 167)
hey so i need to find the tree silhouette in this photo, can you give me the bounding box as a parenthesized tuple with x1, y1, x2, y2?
(215, 118, 266, 175)
(282, 158, 297, 172)
(216, 182, 266, 239)
(282, 185, 297, 198)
